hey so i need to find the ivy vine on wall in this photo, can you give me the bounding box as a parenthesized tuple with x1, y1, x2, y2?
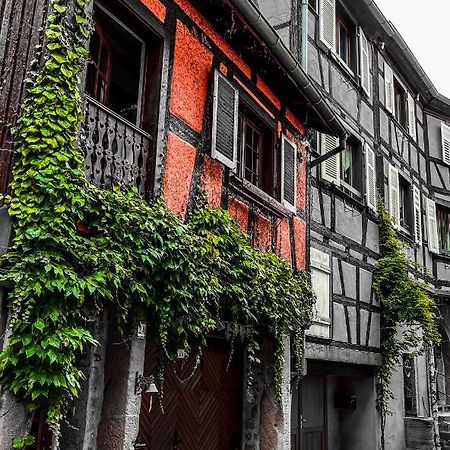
(0, 0, 316, 446)
(373, 203, 440, 437)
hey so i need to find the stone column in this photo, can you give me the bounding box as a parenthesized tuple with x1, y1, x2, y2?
(243, 337, 292, 450)
(0, 309, 34, 449)
(59, 311, 108, 450)
(96, 317, 147, 450)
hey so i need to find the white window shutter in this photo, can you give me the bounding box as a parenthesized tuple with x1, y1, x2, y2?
(319, 0, 336, 50)
(320, 133, 340, 185)
(359, 28, 371, 97)
(281, 135, 297, 213)
(388, 164, 400, 228)
(211, 71, 239, 170)
(384, 62, 394, 114)
(407, 93, 417, 141)
(413, 186, 422, 246)
(427, 198, 439, 254)
(441, 123, 450, 165)
(365, 144, 377, 211)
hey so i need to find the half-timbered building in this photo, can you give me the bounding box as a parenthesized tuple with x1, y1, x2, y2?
(256, 0, 450, 449)
(0, 0, 345, 448)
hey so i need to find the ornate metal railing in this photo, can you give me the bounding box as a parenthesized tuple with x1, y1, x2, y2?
(82, 95, 152, 194)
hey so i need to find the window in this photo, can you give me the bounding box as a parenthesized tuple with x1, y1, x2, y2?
(403, 354, 418, 417)
(236, 108, 275, 197)
(438, 208, 450, 253)
(336, 7, 355, 69)
(399, 176, 412, 232)
(86, 6, 145, 125)
(340, 140, 362, 194)
(319, 1, 371, 93)
(211, 72, 297, 211)
(308, 248, 331, 339)
(394, 78, 407, 128)
(83, 3, 163, 193)
(320, 134, 362, 196)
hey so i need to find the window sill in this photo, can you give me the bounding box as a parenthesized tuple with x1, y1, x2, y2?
(384, 109, 415, 141)
(330, 51, 355, 79)
(396, 226, 415, 245)
(229, 175, 293, 217)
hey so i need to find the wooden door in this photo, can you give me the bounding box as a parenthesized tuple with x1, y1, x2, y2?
(300, 376, 327, 450)
(137, 340, 242, 450)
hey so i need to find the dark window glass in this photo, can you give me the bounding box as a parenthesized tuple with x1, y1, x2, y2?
(399, 176, 412, 232)
(86, 7, 144, 125)
(438, 208, 450, 253)
(394, 78, 407, 128)
(335, 5, 355, 70)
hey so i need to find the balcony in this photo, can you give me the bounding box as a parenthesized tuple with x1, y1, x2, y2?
(83, 96, 152, 194)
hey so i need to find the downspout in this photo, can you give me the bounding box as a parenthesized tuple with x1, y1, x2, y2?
(309, 134, 348, 169)
(300, 0, 308, 71)
(231, 0, 347, 139)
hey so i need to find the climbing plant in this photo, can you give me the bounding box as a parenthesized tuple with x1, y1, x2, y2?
(0, 0, 316, 445)
(373, 203, 440, 429)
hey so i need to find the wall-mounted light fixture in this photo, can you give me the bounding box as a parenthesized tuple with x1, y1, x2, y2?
(134, 373, 158, 396)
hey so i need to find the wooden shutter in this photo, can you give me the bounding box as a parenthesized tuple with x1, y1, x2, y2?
(413, 186, 422, 246)
(427, 198, 439, 254)
(211, 71, 239, 170)
(407, 93, 417, 141)
(359, 28, 371, 97)
(320, 133, 340, 185)
(281, 135, 297, 212)
(365, 144, 377, 211)
(384, 62, 394, 114)
(388, 164, 400, 228)
(441, 123, 450, 165)
(319, 0, 336, 50)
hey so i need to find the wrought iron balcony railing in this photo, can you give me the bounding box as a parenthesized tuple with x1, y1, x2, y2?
(83, 95, 152, 194)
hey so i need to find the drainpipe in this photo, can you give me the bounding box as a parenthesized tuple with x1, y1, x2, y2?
(231, 0, 347, 139)
(300, 0, 308, 71)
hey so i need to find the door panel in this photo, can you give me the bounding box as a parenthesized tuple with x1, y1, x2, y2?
(300, 376, 326, 450)
(137, 340, 242, 450)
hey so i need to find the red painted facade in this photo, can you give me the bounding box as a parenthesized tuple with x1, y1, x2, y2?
(140, 0, 310, 270)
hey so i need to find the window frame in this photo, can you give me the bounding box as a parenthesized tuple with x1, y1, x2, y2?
(86, 3, 147, 126)
(334, 3, 357, 73)
(437, 206, 450, 255)
(340, 139, 362, 197)
(398, 175, 413, 235)
(393, 77, 408, 129)
(235, 97, 277, 199)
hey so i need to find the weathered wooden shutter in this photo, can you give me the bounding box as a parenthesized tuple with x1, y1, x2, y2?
(319, 0, 336, 50)
(427, 198, 439, 254)
(384, 62, 395, 114)
(441, 123, 450, 165)
(359, 28, 371, 97)
(211, 71, 239, 170)
(407, 93, 417, 141)
(388, 164, 400, 228)
(320, 133, 340, 185)
(365, 144, 377, 211)
(413, 186, 422, 246)
(281, 135, 297, 212)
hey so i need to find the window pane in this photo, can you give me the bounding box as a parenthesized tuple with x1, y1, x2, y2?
(342, 146, 352, 185)
(438, 209, 450, 252)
